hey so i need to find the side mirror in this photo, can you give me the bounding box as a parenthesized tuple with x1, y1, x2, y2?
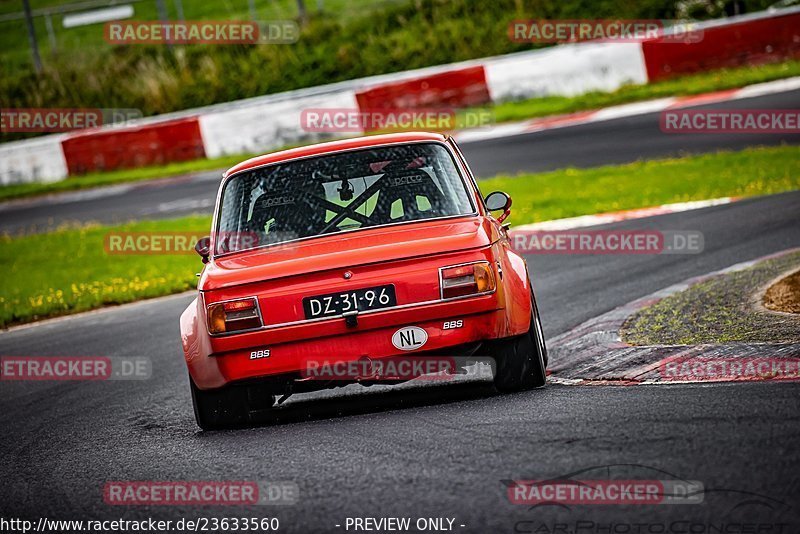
(484, 191, 512, 223)
(195, 236, 211, 264)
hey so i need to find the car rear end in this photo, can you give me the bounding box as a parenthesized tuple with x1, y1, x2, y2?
(183, 137, 534, 390)
(188, 218, 514, 390)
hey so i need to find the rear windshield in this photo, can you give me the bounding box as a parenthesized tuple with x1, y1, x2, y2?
(215, 142, 475, 255)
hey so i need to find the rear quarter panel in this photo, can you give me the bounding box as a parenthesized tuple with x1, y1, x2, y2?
(180, 296, 226, 389)
(493, 228, 533, 336)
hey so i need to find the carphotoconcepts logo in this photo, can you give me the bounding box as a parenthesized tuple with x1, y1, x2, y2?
(661, 109, 800, 134)
(1, 108, 142, 133)
(0, 357, 151, 381)
(507, 479, 704, 505)
(659, 357, 800, 382)
(104, 20, 298, 44)
(510, 230, 703, 255)
(103, 481, 298, 505)
(509, 19, 703, 44)
(301, 356, 495, 382)
(103, 231, 282, 255)
(300, 108, 494, 133)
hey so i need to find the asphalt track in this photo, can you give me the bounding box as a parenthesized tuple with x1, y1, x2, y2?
(1, 88, 799, 235)
(1, 190, 799, 531)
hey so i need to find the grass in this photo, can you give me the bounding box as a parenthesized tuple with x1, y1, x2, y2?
(621, 251, 800, 345)
(3, 59, 799, 202)
(1, 145, 798, 328)
(0, 216, 211, 327)
(483, 145, 800, 224)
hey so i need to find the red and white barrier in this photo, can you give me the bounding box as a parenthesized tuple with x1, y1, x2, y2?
(355, 66, 491, 111)
(485, 42, 647, 101)
(0, 135, 69, 186)
(199, 90, 360, 158)
(642, 9, 800, 81)
(1, 7, 797, 185)
(61, 117, 205, 175)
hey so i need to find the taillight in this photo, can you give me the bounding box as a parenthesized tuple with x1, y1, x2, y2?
(207, 297, 262, 334)
(440, 261, 496, 299)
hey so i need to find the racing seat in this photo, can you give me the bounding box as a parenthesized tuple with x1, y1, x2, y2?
(249, 181, 327, 244)
(370, 169, 446, 224)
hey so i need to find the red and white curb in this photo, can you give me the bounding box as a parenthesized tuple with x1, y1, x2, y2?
(511, 197, 737, 233)
(546, 248, 800, 386)
(454, 76, 800, 144)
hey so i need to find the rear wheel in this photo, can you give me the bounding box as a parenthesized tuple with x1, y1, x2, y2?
(190, 378, 275, 430)
(492, 290, 547, 392)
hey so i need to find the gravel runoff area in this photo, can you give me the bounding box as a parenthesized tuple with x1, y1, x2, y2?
(764, 269, 800, 314)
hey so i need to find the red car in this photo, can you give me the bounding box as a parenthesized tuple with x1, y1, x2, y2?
(180, 132, 547, 429)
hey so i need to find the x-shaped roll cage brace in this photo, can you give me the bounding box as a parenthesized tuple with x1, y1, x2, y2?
(254, 160, 432, 235)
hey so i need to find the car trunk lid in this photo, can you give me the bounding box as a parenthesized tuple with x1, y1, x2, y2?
(200, 216, 497, 331)
(201, 216, 493, 291)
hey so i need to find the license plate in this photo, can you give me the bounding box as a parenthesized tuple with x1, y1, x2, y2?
(303, 285, 397, 319)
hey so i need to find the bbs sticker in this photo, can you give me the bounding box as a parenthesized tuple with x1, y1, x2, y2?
(250, 349, 271, 360)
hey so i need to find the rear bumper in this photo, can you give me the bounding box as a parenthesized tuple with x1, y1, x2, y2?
(188, 298, 510, 390)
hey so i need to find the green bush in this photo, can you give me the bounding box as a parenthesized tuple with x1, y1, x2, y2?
(0, 0, 779, 142)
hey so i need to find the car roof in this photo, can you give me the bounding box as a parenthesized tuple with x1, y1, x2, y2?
(223, 132, 449, 178)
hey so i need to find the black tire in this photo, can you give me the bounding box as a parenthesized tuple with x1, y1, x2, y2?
(492, 289, 547, 392)
(531, 288, 548, 369)
(190, 378, 274, 430)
